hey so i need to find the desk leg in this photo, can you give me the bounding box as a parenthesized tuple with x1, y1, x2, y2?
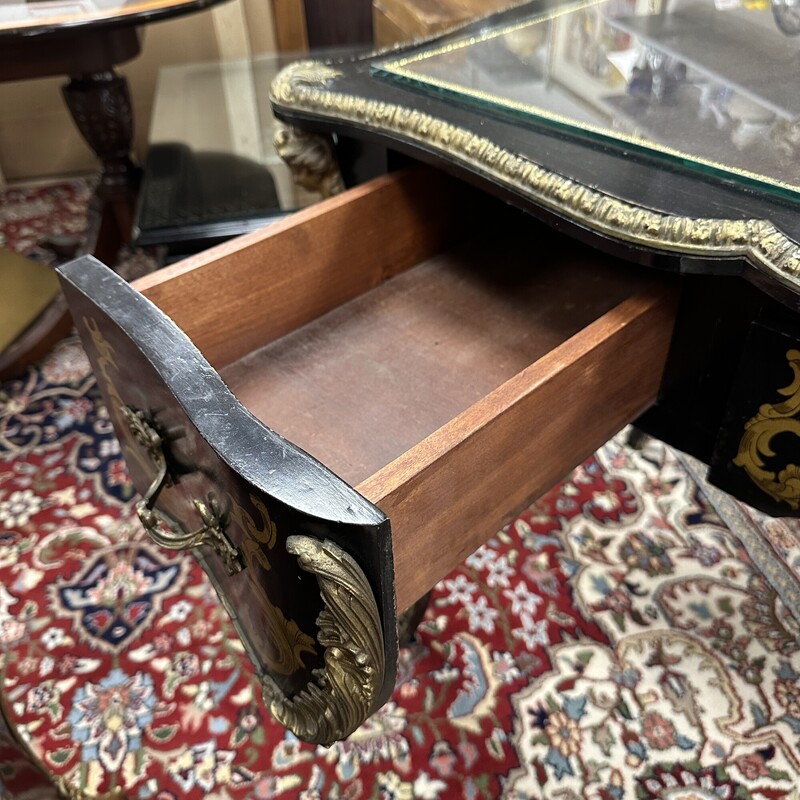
(62, 69, 141, 265)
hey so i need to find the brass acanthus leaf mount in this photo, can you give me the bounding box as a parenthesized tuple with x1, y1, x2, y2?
(274, 124, 345, 198)
(261, 535, 385, 746)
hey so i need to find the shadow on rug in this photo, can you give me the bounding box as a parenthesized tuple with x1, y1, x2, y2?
(1, 335, 799, 800)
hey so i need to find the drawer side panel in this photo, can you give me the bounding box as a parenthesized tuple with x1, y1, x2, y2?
(361, 286, 678, 611)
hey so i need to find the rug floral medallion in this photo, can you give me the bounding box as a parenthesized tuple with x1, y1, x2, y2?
(1, 334, 800, 800)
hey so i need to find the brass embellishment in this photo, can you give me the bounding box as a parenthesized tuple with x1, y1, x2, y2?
(80, 317, 151, 482)
(137, 495, 244, 576)
(232, 493, 317, 676)
(261, 536, 385, 746)
(121, 403, 243, 575)
(274, 124, 345, 198)
(734, 349, 800, 508)
(120, 405, 168, 506)
(270, 61, 800, 293)
(229, 493, 277, 553)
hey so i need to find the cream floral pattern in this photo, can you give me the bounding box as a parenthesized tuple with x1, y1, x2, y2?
(506, 436, 800, 799)
(0, 215, 798, 799)
(0, 490, 44, 528)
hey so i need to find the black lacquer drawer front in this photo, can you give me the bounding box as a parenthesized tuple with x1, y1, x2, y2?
(712, 313, 800, 517)
(57, 256, 397, 746)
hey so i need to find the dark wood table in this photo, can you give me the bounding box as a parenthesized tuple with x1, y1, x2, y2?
(0, 0, 231, 378)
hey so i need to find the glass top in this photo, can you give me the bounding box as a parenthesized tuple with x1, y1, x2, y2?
(373, 0, 800, 202)
(137, 49, 367, 253)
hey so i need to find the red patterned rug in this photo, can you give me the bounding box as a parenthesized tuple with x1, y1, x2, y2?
(2, 181, 800, 800)
(0, 178, 157, 281)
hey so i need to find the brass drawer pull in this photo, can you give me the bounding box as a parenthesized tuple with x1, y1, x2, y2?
(136, 496, 243, 576)
(122, 405, 243, 575)
(121, 405, 169, 507)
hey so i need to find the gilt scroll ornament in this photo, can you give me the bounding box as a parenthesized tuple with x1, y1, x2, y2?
(233, 496, 318, 677)
(734, 349, 800, 508)
(270, 61, 800, 293)
(121, 405, 244, 575)
(274, 124, 345, 198)
(261, 536, 385, 746)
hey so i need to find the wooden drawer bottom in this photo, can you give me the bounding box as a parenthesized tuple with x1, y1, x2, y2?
(213, 206, 676, 608)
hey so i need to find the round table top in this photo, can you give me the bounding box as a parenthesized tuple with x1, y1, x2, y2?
(0, 0, 229, 36)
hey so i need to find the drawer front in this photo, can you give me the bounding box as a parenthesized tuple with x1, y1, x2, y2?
(57, 256, 398, 747)
(711, 315, 800, 516)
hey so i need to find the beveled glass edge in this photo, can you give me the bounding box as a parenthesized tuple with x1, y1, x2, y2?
(270, 60, 800, 296)
(372, 0, 800, 203)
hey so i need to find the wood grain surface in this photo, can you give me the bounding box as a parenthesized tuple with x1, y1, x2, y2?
(134, 169, 479, 367)
(362, 285, 678, 611)
(220, 218, 654, 486)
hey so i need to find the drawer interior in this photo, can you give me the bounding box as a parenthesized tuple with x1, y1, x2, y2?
(218, 215, 651, 486)
(134, 167, 678, 609)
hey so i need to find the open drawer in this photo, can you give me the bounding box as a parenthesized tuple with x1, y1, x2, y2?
(57, 167, 678, 746)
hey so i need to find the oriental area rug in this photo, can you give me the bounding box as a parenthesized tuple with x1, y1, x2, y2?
(1, 179, 800, 800)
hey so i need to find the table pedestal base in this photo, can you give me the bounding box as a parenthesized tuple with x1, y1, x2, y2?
(63, 69, 142, 264)
(0, 28, 142, 379)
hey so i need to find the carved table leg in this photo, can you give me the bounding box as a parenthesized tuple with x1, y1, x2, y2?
(62, 70, 141, 265)
(0, 30, 140, 378)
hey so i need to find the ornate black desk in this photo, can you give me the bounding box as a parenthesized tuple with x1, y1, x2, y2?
(58, 0, 800, 745)
(271, 0, 800, 517)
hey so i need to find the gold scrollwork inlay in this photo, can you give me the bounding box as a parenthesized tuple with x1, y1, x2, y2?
(734, 349, 800, 508)
(261, 536, 385, 746)
(229, 493, 277, 553)
(80, 318, 162, 491)
(270, 62, 800, 293)
(232, 494, 317, 676)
